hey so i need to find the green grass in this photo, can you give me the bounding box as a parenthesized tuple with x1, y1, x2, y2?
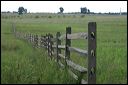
(1, 13, 127, 84)
(1, 20, 76, 84)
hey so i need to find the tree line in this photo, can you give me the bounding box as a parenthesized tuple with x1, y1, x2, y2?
(1, 6, 127, 15)
(2, 6, 90, 15)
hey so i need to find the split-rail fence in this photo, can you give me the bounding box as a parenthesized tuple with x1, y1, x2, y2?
(12, 22, 96, 84)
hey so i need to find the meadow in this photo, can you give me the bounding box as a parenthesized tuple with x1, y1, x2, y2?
(1, 13, 127, 84)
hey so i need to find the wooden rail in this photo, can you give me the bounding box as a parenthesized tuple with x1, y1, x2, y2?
(66, 59, 87, 73)
(59, 32, 88, 40)
(69, 47, 88, 56)
(12, 22, 96, 84)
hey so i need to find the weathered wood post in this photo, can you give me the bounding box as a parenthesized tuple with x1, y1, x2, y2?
(40, 35, 43, 48)
(50, 34, 54, 57)
(65, 27, 71, 65)
(30, 33, 32, 43)
(43, 36, 47, 48)
(47, 34, 52, 58)
(88, 22, 96, 84)
(36, 34, 38, 47)
(29, 33, 31, 43)
(38, 35, 40, 48)
(28, 33, 30, 43)
(27, 33, 29, 42)
(34, 34, 38, 48)
(45, 34, 49, 56)
(56, 32, 61, 62)
(44, 36, 47, 49)
(33, 34, 36, 47)
(32, 34, 34, 45)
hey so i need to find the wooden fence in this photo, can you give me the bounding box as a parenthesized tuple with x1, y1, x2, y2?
(12, 22, 96, 84)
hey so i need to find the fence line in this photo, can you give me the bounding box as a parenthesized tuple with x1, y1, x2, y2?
(12, 22, 96, 84)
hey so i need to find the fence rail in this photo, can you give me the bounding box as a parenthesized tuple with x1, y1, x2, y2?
(59, 32, 88, 40)
(12, 22, 96, 84)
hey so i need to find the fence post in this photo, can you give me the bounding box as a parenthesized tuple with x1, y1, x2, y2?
(33, 34, 35, 45)
(34, 34, 38, 48)
(48, 33, 50, 57)
(88, 22, 96, 84)
(27, 33, 29, 42)
(46, 34, 50, 56)
(28, 33, 30, 42)
(29, 33, 31, 43)
(36, 34, 38, 47)
(50, 34, 54, 57)
(65, 27, 71, 65)
(40, 35, 43, 48)
(56, 32, 61, 62)
(33, 34, 35, 47)
(30, 34, 31, 43)
(38, 35, 40, 48)
(32, 34, 34, 44)
(43, 35, 46, 48)
(48, 33, 53, 59)
(44, 35, 47, 49)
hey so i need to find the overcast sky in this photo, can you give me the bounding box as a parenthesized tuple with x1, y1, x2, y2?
(1, 1, 127, 13)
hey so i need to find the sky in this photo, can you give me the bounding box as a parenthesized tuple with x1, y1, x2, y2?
(1, 1, 127, 13)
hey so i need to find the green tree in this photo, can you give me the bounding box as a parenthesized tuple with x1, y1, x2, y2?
(24, 9, 27, 14)
(18, 7, 24, 15)
(59, 7, 64, 13)
(81, 7, 87, 14)
(87, 9, 90, 14)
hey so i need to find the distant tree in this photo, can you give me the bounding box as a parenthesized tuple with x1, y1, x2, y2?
(18, 7, 24, 15)
(13, 11, 18, 13)
(98, 12, 101, 14)
(87, 9, 90, 14)
(59, 7, 64, 13)
(7, 11, 11, 13)
(24, 9, 27, 14)
(81, 7, 87, 14)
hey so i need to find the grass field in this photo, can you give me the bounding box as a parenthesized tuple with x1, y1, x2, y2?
(1, 13, 127, 84)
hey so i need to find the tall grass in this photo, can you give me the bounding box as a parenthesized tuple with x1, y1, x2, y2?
(1, 21, 76, 84)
